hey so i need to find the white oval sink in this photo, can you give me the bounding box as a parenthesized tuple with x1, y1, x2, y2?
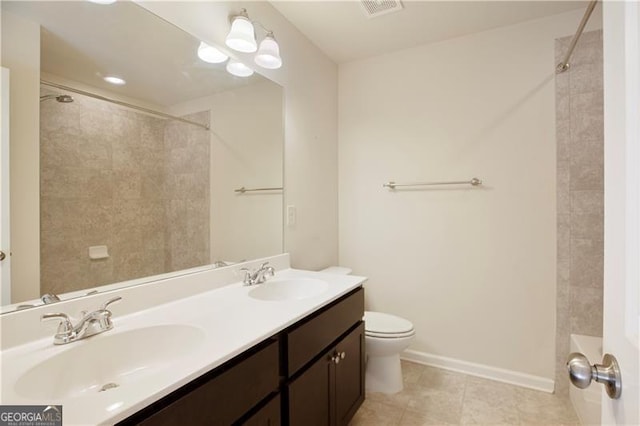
(15, 325, 204, 400)
(248, 278, 328, 301)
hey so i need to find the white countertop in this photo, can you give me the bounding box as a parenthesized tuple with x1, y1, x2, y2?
(0, 268, 366, 425)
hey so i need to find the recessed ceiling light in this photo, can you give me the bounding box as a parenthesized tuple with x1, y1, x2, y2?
(104, 76, 126, 85)
(87, 0, 117, 4)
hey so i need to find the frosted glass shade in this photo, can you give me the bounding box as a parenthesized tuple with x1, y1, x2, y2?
(225, 16, 257, 53)
(254, 35, 282, 69)
(226, 59, 254, 77)
(197, 42, 228, 64)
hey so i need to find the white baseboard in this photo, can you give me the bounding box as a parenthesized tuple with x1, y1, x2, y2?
(401, 349, 555, 393)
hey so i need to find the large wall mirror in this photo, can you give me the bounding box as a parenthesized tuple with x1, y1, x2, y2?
(0, 1, 284, 312)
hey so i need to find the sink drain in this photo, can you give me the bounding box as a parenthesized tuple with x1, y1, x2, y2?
(99, 383, 119, 392)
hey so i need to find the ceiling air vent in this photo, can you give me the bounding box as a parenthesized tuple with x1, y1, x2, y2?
(360, 0, 403, 19)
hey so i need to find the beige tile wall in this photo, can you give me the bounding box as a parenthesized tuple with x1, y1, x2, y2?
(163, 111, 210, 272)
(40, 93, 209, 295)
(555, 30, 603, 395)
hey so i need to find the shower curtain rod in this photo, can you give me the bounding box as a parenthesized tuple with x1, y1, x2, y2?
(40, 80, 210, 130)
(556, 0, 598, 73)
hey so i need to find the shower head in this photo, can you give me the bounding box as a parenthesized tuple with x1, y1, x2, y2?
(40, 94, 74, 103)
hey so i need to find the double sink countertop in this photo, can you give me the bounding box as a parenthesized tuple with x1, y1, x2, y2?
(0, 268, 366, 425)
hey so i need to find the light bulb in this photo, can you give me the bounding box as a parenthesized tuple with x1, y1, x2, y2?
(226, 59, 254, 77)
(197, 41, 228, 64)
(225, 15, 257, 53)
(254, 34, 282, 69)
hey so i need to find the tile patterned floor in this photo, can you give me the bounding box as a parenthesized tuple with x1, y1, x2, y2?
(350, 361, 580, 425)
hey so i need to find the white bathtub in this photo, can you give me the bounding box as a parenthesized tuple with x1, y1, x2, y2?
(570, 334, 602, 425)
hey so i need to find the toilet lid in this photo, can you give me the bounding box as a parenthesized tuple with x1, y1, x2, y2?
(364, 311, 414, 338)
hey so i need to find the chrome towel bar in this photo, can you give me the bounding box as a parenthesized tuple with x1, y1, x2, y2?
(234, 186, 283, 193)
(383, 178, 482, 189)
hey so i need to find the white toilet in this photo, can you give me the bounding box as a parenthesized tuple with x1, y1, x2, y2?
(364, 311, 415, 394)
(320, 266, 416, 394)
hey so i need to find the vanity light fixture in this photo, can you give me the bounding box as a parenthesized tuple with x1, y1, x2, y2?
(197, 41, 229, 64)
(226, 59, 254, 77)
(104, 76, 126, 85)
(225, 9, 283, 71)
(254, 32, 282, 69)
(225, 9, 257, 53)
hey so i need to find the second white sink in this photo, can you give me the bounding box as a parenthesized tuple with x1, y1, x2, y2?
(248, 278, 328, 301)
(14, 324, 204, 400)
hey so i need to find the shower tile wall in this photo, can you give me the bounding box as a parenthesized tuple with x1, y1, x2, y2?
(40, 93, 209, 295)
(164, 111, 210, 272)
(555, 30, 603, 396)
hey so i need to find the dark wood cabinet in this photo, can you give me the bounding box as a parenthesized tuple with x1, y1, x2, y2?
(334, 323, 365, 426)
(287, 322, 365, 426)
(286, 288, 364, 377)
(287, 350, 332, 426)
(241, 394, 281, 426)
(119, 287, 365, 426)
(119, 340, 279, 426)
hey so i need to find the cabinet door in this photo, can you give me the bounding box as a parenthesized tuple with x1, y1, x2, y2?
(287, 351, 332, 426)
(334, 322, 365, 426)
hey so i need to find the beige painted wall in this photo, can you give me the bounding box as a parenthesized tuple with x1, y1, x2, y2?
(1, 10, 40, 302)
(136, 1, 339, 271)
(338, 9, 602, 380)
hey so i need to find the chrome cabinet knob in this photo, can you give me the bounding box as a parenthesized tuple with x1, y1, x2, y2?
(330, 351, 346, 364)
(567, 352, 622, 399)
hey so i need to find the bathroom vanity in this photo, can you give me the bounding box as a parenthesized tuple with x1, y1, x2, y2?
(120, 288, 364, 426)
(0, 256, 366, 425)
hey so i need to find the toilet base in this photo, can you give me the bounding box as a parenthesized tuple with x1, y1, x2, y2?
(365, 353, 404, 394)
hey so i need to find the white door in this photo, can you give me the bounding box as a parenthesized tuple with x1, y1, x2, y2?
(0, 67, 10, 306)
(602, 0, 639, 423)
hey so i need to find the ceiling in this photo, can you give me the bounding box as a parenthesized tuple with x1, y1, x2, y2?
(2, 1, 263, 107)
(270, 1, 588, 63)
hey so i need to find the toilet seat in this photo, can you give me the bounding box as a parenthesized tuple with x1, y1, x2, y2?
(364, 311, 415, 339)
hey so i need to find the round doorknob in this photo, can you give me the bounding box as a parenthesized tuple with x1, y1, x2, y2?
(567, 352, 622, 399)
(567, 353, 594, 389)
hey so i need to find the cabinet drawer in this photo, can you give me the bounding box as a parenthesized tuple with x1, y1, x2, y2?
(287, 288, 364, 376)
(131, 340, 279, 426)
(241, 394, 281, 426)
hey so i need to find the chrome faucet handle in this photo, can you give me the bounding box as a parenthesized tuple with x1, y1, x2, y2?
(41, 313, 73, 335)
(100, 296, 122, 311)
(41, 293, 61, 304)
(261, 265, 275, 282)
(240, 267, 254, 285)
(259, 262, 271, 270)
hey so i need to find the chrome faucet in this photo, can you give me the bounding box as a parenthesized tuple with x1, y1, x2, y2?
(241, 262, 275, 286)
(41, 296, 122, 345)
